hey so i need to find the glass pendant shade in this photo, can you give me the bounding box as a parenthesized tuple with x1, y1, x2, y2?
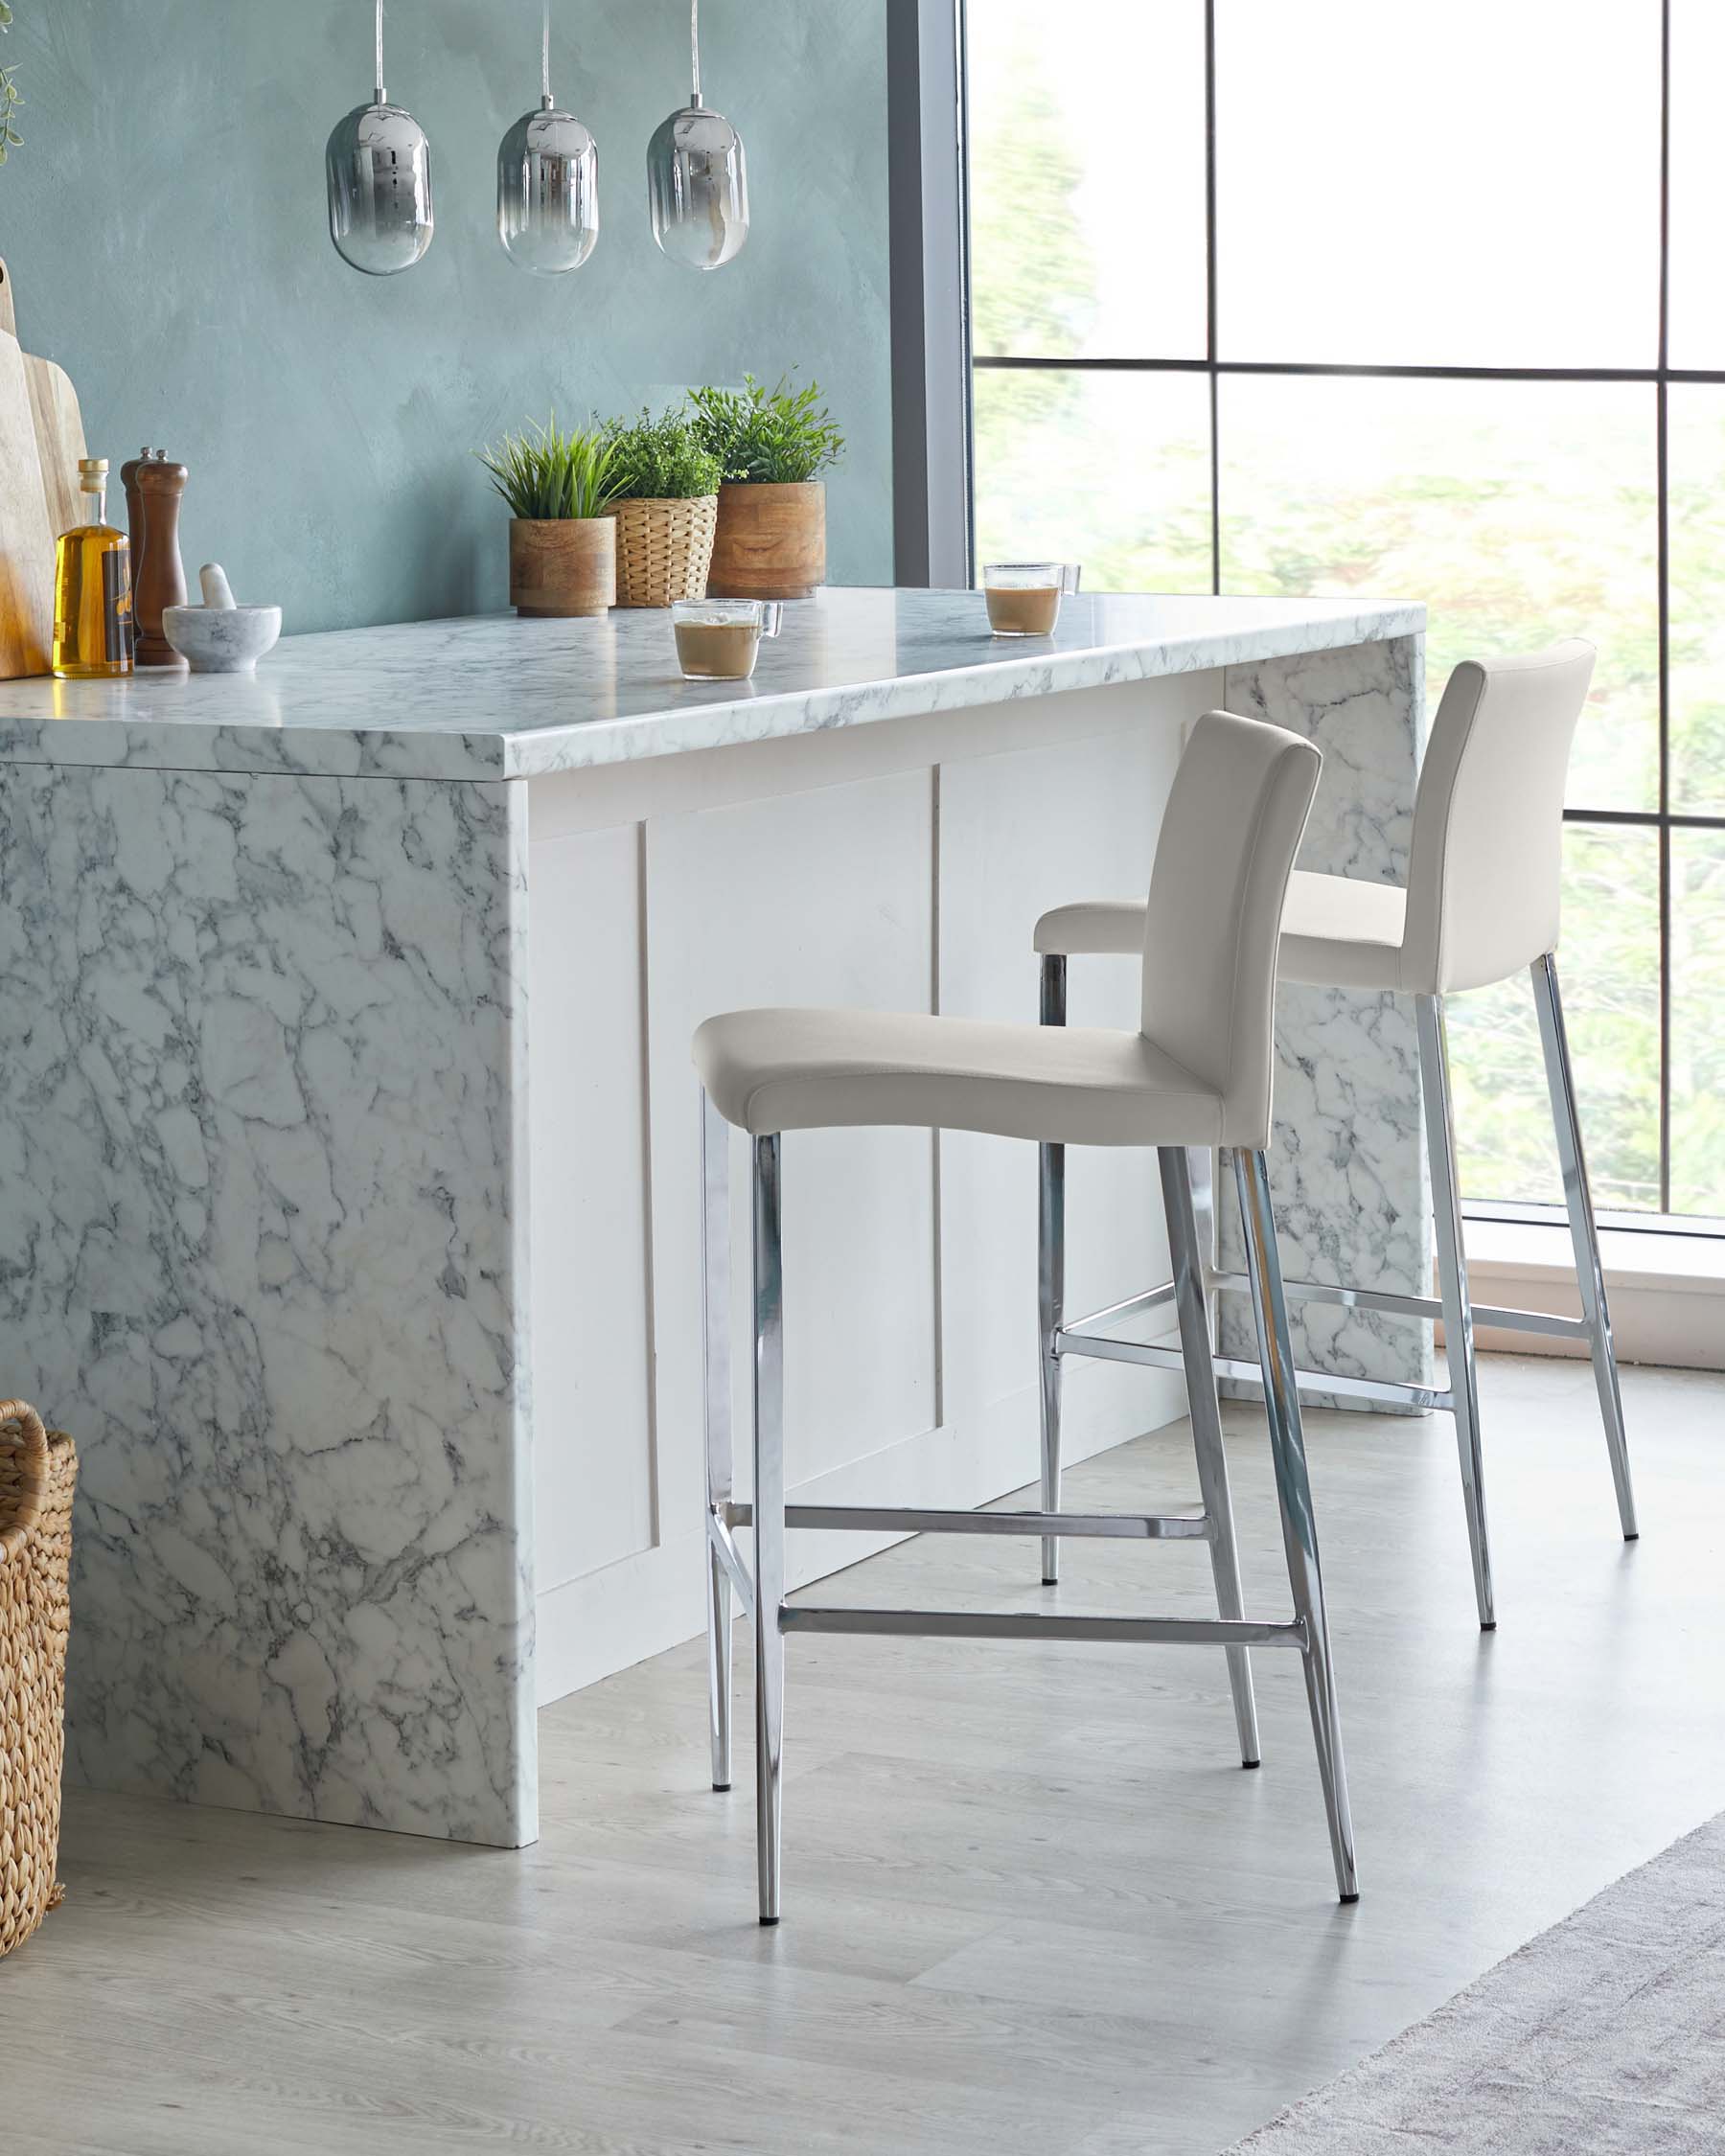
(649, 0, 748, 270)
(326, 3, 433, 276)
(498, 11, 598, 274)
(648, 103, 748, 269)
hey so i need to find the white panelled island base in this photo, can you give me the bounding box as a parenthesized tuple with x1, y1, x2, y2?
(0, 589, 1429, 1846)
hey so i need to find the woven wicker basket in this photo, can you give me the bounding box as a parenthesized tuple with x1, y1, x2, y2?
(610, 494, 719, 608)
(1, 1401, 76, 1961)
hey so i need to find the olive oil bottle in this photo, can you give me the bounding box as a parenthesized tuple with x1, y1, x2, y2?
(52, 457, 133, 678)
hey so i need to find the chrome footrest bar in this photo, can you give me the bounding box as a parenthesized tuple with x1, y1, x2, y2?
(1207, 1270, 1590, 1342)
(705, 1510, 756, 1617)
(1050, 1279, 1179, 1338)
(725, 1501, 1211, 1542)
(1063, 1276, 1590, 1355)
(779, 1604, 1307, 1648)
(1055, 1326, 1456, 1414)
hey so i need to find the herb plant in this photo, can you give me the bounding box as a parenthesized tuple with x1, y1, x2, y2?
(476, 415, 624, 520)
(0, 4, 21, 166)
(602, 407, 723, 501)
(687, 374, 845, 485)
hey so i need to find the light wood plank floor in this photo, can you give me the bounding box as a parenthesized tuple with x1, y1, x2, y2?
(8, 1355, 1724, 2154)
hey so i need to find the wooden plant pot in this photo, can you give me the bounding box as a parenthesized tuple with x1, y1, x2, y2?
(707, 478, 828, 599)
(610, 496, 719, 608)
(509, 517, 616, 618)
(707, 481, 827, 601)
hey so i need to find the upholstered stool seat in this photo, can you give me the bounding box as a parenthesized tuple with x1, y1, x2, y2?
(1032, 641, 1637, 1636)
(695, 708, 1360, 1926)
(694, 1006, 1228, 1146)
(1038, 869, 1410, 993)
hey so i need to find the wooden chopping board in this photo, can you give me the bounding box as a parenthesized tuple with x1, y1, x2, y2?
(25, 352, 89, 539)
(0, 255, 89, 678)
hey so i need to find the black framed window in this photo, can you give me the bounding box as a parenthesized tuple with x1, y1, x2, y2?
(966, 0, 1725, 1226)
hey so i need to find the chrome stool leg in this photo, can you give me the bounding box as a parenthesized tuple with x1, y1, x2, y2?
(1186, 1143, 1223, 1359)
(1532, 953, 1638, 1539)
(701, 1092, 735, 1790)
(1038, 954, 1067, 1584)
(1233, 1146, 1359, 1902)
(751, 1132, 787, 1924)
(1415, 996, 1496, 1631)
(1161, 1148, 1260, 1768)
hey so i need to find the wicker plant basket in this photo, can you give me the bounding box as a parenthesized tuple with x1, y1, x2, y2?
(610, 494, 719, 608)
(1, 1401, 76, 1961)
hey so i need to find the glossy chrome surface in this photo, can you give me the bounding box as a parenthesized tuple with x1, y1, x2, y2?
(1037, 952, 1067, 1584)
(728, 1502, 1211, 1542)
(1057, 1325, 1457, 1415)
(326, 101, 435, 275)
(647, 0, 748, 270)
(700, 1090, 734, 1787)
(1206, 1271, 1590, 1342)
(1187, 1143, 1223, 1354)
(1417, 994, 1495, 1632)
(1057, 1280, 1181, 1334)
(1533, 953, 1639, 1539)
(647, 99, 748, 270)
(704, 1510, 754, 1613)
(1162, 1148, 1260, 1768)
(781, 1606, 1306, 1649)
(1232, 1146, 1360, 1903)
(699, 1107, 1365, 1917)
(751, 1132, 786, 1924)
(326, 11, 434, 282)
(497, 100, 599, 274)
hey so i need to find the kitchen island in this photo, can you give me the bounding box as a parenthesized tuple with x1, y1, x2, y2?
(0, 588, 1428, 1846)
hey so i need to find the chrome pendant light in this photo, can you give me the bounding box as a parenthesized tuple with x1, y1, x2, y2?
(326, 0, 434, 275)
(498, 1, 599, 273)
(647, 0, 748, 271)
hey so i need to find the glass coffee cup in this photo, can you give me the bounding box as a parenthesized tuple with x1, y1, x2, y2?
(983, 562, 1082, 637)
(672, 598, 785, 680)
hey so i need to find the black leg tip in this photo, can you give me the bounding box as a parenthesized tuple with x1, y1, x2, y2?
(1480, 1619, 1498, 1633)
(759, 1915, 780, 1928)
(712, 1780, 731, 1793)
(1042, 1576, 1059, 1588)
(1241, 1757, 1262, 1771)
(1340, 1892, 1361, 1905)
(1623, 1531, 1641, 1543)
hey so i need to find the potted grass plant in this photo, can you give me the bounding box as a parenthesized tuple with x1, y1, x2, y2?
(0, 5, 22, 171)
(478, 415, 623, 618)
(688, 375, 844, 600)
(602, 407, 723, 608)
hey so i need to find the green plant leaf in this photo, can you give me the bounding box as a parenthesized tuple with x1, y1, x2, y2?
(600, 406, 723, 501)
(687, 373, 845, 485)
(475, 412, 626, 520)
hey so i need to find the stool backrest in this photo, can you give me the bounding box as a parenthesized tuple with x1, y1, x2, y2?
(1140, 709, 1322, 1145)
(1402, 639, 1596, 994)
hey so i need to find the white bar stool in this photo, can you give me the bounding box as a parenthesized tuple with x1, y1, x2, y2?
(1033, 641, 1637, 1636)
(694, 710, 1360, 1923)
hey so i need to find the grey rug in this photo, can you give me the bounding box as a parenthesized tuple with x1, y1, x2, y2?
(1226, 1809, 1725, 2153)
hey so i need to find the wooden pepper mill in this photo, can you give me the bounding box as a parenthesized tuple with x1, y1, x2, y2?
(126, 448, 189, 669)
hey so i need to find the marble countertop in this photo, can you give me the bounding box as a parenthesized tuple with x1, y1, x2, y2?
(0, 587, 1425, 785)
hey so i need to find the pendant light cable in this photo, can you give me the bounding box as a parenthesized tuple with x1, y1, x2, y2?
(542, 0, 552, 104)
(375, 0, 386, 103)
(691, 0, 702, 106)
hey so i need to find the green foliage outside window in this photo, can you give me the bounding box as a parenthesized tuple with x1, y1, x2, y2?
(969, 11, 1725, 1216)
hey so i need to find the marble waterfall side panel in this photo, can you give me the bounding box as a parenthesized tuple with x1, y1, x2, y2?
(1218, 635, 1434, 1399)
(0, 763, 536, 1844)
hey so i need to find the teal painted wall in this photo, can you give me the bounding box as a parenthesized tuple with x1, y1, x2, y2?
(0, 0, 891, 631)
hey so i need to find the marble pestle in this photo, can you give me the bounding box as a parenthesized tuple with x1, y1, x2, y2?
(199, 562, 238, 609)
